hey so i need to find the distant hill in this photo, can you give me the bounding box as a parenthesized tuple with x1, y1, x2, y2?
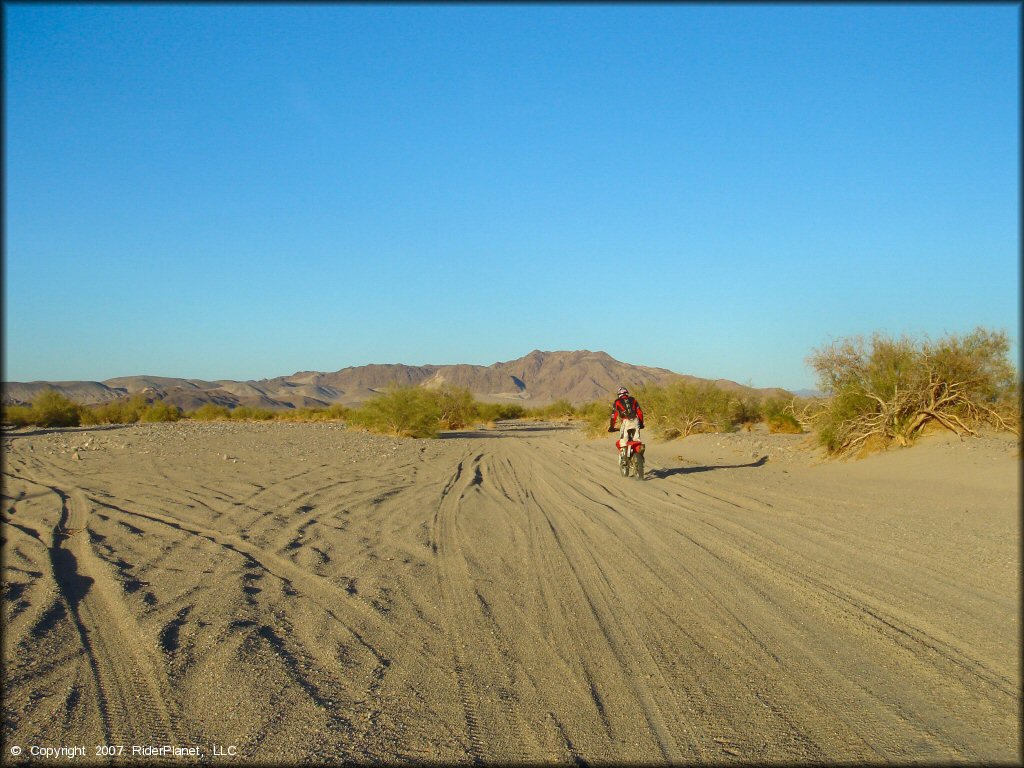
(791, 388, 825, 399)
(2, 350, 792, 410)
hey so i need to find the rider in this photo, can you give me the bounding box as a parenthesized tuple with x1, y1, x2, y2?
(608, 387, 644, 449)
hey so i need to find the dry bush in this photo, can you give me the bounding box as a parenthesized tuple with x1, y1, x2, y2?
(806, 327, 1019, 456)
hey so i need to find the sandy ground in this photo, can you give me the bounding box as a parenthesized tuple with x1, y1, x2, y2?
(1, 419, 1019, 765)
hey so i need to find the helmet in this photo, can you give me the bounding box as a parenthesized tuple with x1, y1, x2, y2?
(617, 387, 629, 397)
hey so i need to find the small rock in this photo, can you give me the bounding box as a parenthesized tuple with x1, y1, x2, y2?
(72, 452, 81, 460)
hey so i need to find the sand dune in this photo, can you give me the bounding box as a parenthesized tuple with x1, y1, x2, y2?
(1, 421, 1018, 763)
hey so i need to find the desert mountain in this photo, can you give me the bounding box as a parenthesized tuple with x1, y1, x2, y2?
(2, 350, 791, 410)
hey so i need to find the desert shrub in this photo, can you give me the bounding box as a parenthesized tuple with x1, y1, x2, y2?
(273, 404, 349, 422)
(472, 402, 496, 423)
(76, 394, 170, 425)
(433, 385, 476, 430)
(730, 394, 762, 430)
(140, 400, 182, 422)
(497, 403, 527, 420)
(323, 404, 350, 420)
(526, 399, 576, 420)
(577, 400, 614, 437)
(347, 385, 441, 438)
(78, 407, 102, 426)
(2, 404, 35, 427)
(474, 402, 526, 424)
(230, 406, 275, 421)
(189, 403, 232, 421)
(638, 380, 734, 439)
(275, 407, 316, 421)
(29, 390, 82, 428)
(574, 400, 608, 419)
(84, 395, 149, 424)
(762, 397, 803, 434)
(806, 327, 1019, 456)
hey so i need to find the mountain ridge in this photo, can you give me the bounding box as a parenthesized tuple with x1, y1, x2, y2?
(2, 350, 793, 410)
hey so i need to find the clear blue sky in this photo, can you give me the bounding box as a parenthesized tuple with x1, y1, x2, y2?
(4, 3, 1019, 390)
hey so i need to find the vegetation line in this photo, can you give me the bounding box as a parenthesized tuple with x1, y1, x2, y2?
(3, 327, 1017, 456)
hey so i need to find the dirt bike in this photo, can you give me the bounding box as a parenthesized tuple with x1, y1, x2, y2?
(615, 430, 645, 480)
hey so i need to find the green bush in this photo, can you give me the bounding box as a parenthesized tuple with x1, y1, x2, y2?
(474, 401, 526, 424)
(85, 395, 149, 425)
(347, 385, 442, 438)
(323, 404, 350, 420)
(524, 399, 576, 420)
(730, 394, 762, 430)
(274, 404, 350, 422)
(189, 403, 232, 421)
(806, 327, 1019, 455)
(140, 400, 182, 422)
(275, 407, 314, 421)
(762, 397, 803, 434)
(30, 390, 82, 428)
(434, 385, 476, 429)
(578, 400, 614, 437)
(78, 407, 102, 426)
(637, 380, 733, 439)
(230, 406, 275, 421)
(2, 404, 35, 427)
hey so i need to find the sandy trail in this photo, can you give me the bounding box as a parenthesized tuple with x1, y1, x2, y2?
(2, 420, 1018, 764)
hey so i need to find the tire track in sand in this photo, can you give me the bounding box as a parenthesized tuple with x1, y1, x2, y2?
(527, 467, 688, 763)
(32, 480, 179, 747)
(430, 449, 550, 764)
(79, 494, 433, 673)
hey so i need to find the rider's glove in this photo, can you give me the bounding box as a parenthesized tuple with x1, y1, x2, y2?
(607, 426, 616, 432)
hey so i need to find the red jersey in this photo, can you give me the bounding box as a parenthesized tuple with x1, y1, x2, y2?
(611, 395, 643, 425)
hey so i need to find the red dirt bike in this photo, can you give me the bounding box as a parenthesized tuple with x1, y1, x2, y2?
(615, 431, 645, 480)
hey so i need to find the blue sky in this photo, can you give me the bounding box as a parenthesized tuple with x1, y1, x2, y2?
(4, 3, 1019, 390)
